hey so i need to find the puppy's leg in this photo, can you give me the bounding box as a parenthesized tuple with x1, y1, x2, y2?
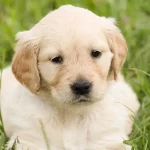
(7, 135, 65, 150)
(109, 143, 132, 150)
(7, 143, 36, 150)
(105, 144, 131, 150)
(97, 133, 132, 150)
(6, 135, 43, 150)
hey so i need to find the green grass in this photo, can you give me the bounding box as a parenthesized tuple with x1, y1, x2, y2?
(0, 0, 150, 149)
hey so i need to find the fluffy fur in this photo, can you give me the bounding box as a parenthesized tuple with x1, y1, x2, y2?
(0, 5, 139, 150)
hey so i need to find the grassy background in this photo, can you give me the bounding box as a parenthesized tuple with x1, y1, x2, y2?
(0, 0, 150, 149)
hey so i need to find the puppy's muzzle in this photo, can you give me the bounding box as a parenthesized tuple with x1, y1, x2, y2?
(71, 78, 92, 95)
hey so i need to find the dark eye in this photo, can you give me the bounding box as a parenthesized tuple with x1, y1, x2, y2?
(91, 50, 102, 58)
(51, 56, 63, 63)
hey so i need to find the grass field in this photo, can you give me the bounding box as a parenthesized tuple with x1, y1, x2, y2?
(0, 0, 150, 149)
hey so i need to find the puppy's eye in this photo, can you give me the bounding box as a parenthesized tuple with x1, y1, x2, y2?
(91, 50, 102, 58)
(51, 56, 63, 63)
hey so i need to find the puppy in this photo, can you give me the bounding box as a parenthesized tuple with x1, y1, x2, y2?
(0, 5, 140, 150)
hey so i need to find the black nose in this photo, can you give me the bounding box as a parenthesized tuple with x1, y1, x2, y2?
(71, 79, 92, 95)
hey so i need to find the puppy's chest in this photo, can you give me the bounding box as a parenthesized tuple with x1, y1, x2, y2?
(43, 114, 89, 148)
(43, 112, 117, 150)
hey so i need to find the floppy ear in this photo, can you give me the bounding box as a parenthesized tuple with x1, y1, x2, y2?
(104, 18, 128, 80)
(12, 31, 41, 93)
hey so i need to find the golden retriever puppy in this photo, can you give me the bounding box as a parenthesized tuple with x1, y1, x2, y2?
(0, 5, 140, 150)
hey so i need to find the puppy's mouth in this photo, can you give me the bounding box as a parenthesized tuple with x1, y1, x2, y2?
(78, 99, 88, 103)
(73, 95, 92, 104)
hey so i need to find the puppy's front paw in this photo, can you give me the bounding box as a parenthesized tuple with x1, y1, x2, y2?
(7, 138, 39, 150)
(64, 143, 85, 150)
(108, 144, 131, 150)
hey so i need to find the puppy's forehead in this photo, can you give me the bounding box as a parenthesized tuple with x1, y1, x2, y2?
(32, 5, 108, 37)
(33, 5, 111, 54)
(37, 5, 101, 28)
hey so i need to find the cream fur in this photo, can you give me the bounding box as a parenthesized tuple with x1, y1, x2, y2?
(0, 5, 139, 150)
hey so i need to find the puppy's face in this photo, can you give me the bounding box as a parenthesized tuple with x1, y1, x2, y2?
(38, 29, 112, 104)
(12, 5, 127, 105)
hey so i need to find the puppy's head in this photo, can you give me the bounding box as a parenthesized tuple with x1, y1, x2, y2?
(12, 5, 127, 105)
